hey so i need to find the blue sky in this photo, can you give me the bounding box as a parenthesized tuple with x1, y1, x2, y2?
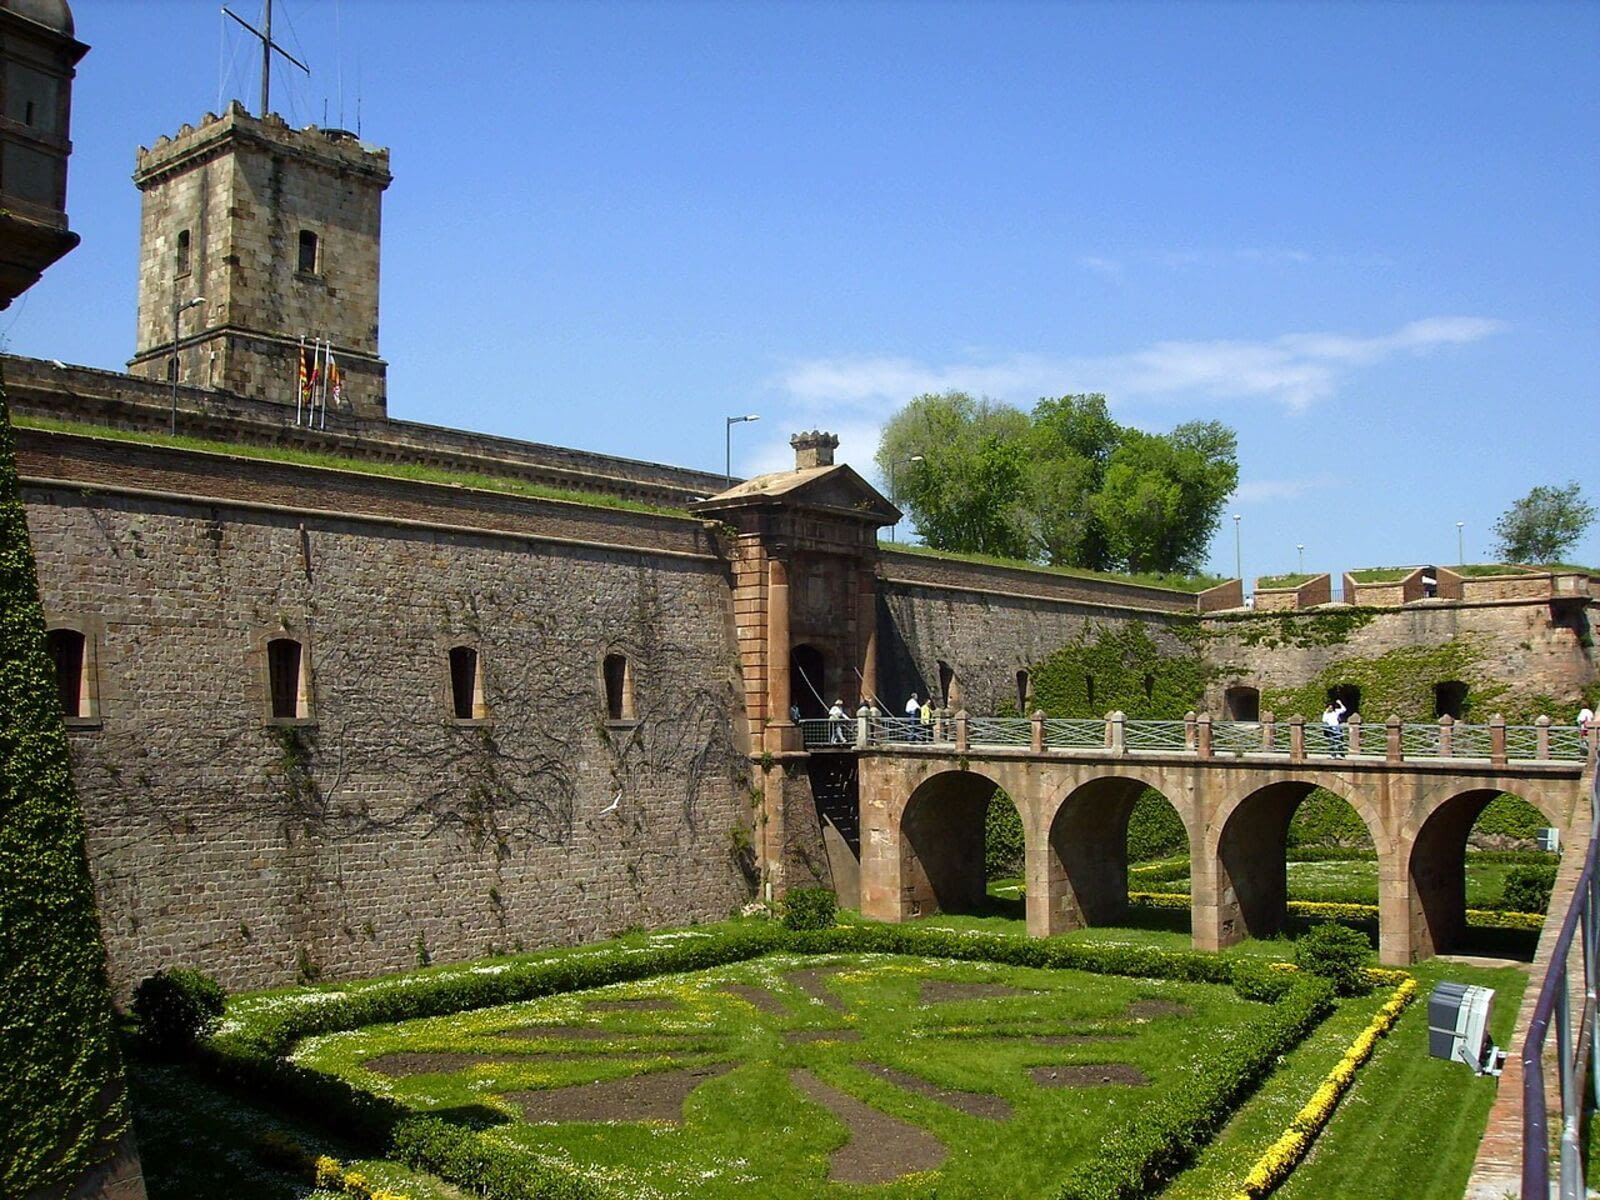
(7, 0, 1598, 580)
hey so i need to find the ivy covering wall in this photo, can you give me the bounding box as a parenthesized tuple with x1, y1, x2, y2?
(0, 369, 131, 1194)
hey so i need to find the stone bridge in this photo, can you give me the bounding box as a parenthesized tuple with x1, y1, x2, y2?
(844, 713, 1596, 964)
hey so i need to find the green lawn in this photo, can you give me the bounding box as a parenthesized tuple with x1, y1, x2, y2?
(292, 952, 1268, 1200)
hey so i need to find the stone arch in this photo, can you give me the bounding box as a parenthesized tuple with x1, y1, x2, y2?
(1405, 785, 1559, 958)
(899, 768, 1015, 918)
(1038, 773, 1185, 936)
(1205, 776, 1383, 946)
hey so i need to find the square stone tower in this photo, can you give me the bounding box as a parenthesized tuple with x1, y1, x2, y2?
(126, 100, 391, 420)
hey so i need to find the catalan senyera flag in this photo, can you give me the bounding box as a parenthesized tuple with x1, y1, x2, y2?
(298, 342, 315, 406)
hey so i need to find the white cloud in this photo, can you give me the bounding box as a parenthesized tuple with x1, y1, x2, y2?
(774, 316, 1506, 415)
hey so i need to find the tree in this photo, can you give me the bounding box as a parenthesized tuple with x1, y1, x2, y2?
(1492, 482, 1595, 564)
(877, 391, 1238, 575)
(875, 392, 1032, 560)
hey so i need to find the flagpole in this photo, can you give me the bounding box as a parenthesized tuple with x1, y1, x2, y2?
(318, 338, 329, 430)
(296, 335, 304, 426)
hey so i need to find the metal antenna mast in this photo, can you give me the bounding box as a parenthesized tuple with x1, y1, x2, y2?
(223, 0, 309, 117)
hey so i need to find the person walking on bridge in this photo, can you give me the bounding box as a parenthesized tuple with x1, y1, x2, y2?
(905, 692, 921, 741)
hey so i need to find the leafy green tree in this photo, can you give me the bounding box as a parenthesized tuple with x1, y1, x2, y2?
(876, 392, 1032, 559)
(877, 392, 1238, 575)
(1492, 482, 1595, 563)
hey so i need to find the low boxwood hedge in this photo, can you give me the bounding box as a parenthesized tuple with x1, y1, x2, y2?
(204, 922, 1331, 1200)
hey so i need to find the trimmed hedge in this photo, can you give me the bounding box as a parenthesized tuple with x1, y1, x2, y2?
(205, 921, 1329, 1200)
(134, 967, 226, 1056)
(1056, 975, 1334, 1200)
(780, 886, 838, 931)
(0, 368, 131, 1194)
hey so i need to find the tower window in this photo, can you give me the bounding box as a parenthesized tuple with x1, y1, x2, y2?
(45, 628, 87, 718)
(1434, 681, 1469, 720)
(603, 653, 635, 722)
(267, 638, 308, 720)
(297, 229, 319, 274)
(175, 229, 191, 276)
(1225, 685, 1261, 722)
(449, 646, 483, 720)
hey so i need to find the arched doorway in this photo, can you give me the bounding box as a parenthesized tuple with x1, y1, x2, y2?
(790, 644, 828, 719)
(900, 770, 1012, 917)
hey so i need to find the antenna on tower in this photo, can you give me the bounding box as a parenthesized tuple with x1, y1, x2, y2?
(222, 0, 310, 117)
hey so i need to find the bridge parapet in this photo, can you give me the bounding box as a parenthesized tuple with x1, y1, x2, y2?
(853, 711, 1594, 767)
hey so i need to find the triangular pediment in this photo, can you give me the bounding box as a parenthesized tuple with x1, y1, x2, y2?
(692, 463, 899, 525)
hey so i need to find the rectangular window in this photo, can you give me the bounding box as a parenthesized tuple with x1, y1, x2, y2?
(297, 229, 319, 274)
(267, 638, 303, 719)
(176, 228, 191, 276)
(449, 646, 480, 720)
(46, 628, 85, 718)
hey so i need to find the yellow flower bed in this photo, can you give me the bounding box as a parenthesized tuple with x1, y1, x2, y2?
(1231, 976, 1417, 1198)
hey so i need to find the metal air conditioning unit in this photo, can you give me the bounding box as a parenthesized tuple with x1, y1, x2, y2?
(1427, 982, 1503, 1075)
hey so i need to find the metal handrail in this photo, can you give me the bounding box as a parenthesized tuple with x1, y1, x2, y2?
(844, 715, 1592, 764)
(1521, 767, 1600, 1199)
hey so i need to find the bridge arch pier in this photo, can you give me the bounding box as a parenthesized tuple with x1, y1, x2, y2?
(856, 747, 1589, 965)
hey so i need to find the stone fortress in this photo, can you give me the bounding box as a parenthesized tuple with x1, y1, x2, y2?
(6, 98, 1597, 999)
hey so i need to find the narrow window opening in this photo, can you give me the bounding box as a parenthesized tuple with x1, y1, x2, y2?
(267, 638, 304, 720)
(449, 646, 480, 720)
(1085, 674, 1096, 707)
(297, 229, 319, 274)
(1142, 673, 1156, 701)
(46, 629, 85, 718)
(1434, 681, 1469, 720)
(937, 660, 955, 709)
(175, 228, 191, 275)
(1015, 669, 1030, 714)
(1225, 685, 1261, 722)
(603, 653, 634, 721)
(24, 100, 35, 126)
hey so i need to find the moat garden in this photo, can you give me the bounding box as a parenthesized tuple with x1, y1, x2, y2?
(128, 806, 1551, 1200)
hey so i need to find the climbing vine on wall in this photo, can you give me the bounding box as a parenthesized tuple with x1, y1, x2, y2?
(0, 370, 131, 1195)
(1029, 622, 1212, 719)
(1253, 637, 1516, 724)
(1205, 608, 1378, 650)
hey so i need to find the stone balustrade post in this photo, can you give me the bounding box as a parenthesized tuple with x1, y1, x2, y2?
(1347, 714, 1362, 756)
(1184, 710, 1197, 751)
(1107, 710, 1126, 755)
(1289, 715, 1305, 761)
(1535, 714, 1551, 760)
(1386, 715, 1402, 763)
(1196, 712, 1213, 758)
(856, 704, 871, 749)
(1031, 709, 1045, 753)
(1490, 714, 1507, 766)
(955, 709, 969, 754)
(1261, 711, 1276, 752)
(934, 707, 948, 744)
(1439, 714, 1454, 757)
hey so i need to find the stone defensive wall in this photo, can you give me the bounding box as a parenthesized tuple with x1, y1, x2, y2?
(18, 425, 753, 997)
(875, 548, 1198, 715)
(4, 354, 730, 509)
(1202, 584, 1596, 720)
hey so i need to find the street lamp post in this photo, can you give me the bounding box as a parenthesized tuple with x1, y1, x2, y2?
(888, 454, 923, 542)
(1456, 521, 1465, 566)
(1232, 513, 1242, 583)
(169, 295, 206, 435)
(1297, 544, 1305, 573)
(724, 414, 759, 488)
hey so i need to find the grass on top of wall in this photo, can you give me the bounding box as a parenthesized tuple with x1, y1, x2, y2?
(13, 415, 691, 520)
(1344, 567, 1415, 582)
(1256, 573, 1316, 589)
(878, 540, 1226, 594)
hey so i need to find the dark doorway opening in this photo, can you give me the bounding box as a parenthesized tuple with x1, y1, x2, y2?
(1434, 681, 1469, 720)
(791, 644, 828, 719)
